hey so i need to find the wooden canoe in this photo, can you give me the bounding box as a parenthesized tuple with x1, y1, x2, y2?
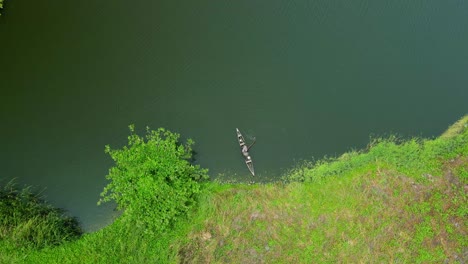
(236, 128, 255, 176)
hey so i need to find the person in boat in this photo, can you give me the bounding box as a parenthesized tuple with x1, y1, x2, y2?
(241, 138, 256, 159)
(242, 145, 250, 158)
(242, 147, 252, 162)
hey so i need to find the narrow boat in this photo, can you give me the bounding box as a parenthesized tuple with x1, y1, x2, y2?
(236, 128, 255, 176)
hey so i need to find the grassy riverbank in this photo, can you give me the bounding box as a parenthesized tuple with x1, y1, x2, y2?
(1, 116, 466, 263)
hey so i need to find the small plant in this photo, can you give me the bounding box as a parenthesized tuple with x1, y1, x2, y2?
(99, 125, 209, 234)
(0, 181, 82, 249)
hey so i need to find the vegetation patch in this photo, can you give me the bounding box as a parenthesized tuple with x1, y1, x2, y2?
(441, 114, 468, 139)
(180, 159, 467, 263)
(0, 181, 82, 249)
(98, 125, 209, 234)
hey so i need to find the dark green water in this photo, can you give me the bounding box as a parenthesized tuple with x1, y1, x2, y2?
(1, 1, 467, 230)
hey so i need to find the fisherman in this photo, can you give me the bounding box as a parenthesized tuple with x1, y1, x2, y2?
(242, 145, 250, 158)
(241, 138, 256, 159)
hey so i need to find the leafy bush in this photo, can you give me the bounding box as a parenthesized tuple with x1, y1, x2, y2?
(99, 125, 209, 234)
(0, 181, 82, 249)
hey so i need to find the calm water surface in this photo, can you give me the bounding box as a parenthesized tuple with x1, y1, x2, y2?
(1, 0, 467, 230)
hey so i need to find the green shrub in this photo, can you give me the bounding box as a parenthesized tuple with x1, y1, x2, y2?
(0, 181, 82, 249)
(99, 125, 209, 234)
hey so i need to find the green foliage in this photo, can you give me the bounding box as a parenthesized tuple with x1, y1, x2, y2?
(99, 125, 209, 234)
(0, 212, 191, 264)
(285, 124, 467, 183)
(0, 181, 82, 249)
(440, 114, 468, 139)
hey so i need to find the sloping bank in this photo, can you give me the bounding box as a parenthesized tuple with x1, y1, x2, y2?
(1, 115, 467, 263)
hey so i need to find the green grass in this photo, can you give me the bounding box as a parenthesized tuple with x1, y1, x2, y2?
(1, 115, 467, 263)
(441, 114, 468, 139)
(0, 182, 82, 250)
(180, 159, 466, 263)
